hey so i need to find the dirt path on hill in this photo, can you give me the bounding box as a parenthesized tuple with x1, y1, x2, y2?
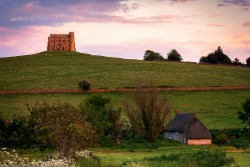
(0, 86, 250, 95)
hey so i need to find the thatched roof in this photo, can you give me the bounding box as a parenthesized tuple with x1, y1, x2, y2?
(163, 113, 212, 139)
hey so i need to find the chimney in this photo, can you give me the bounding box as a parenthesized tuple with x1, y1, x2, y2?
(175, 110, 180, 115)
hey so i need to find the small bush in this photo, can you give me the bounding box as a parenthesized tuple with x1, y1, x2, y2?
(214, 133, 229, 144)
(230, 138, 249, 149)
(78, 80, 91, 91)
(210, 128, 240, 144)
(75, 150, 100, 167)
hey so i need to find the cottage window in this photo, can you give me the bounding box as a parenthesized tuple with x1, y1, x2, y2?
(184, 137, 187, 143)
(175, 132, 179, 134)
(169, 136, 172, 139)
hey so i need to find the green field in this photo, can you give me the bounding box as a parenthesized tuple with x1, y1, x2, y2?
(93, 146, 250, 167)
(13, 146, 250, 167)
(1, 90, 249, 129)
(0, 51, 250, 90)
(1, 51, 249, 166)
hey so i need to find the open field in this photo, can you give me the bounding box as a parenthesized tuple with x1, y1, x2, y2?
(1, 90, 249, 129)
(10, 145, 250, 167)
(93, 146, 250, 167)
(1, 51, 249, 166)
(0, 51, 250, 90)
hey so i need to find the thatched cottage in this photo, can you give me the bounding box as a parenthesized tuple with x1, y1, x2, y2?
(163, 112, 212, 145)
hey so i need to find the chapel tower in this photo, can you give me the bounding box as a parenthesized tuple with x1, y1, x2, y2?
(47, 32, 76, 51)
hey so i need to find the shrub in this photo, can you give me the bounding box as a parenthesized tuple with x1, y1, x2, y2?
(238, 99, 250, 125)
(0, 115, 37, 148)
(210, 128, 240, 144)
(230, 138, 249, 149)
(214, 133, 229, 144)
(79, 95, 123, 145)
(229, 127, 250, 149)
(28, 102, 97, 159)
(78, 80, 91, 91)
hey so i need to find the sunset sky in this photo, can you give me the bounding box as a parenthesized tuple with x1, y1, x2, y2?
(0, 0, 249, 62)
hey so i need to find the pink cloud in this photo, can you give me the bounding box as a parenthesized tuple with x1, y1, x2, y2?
(241, 41, 250, 45)
(232, 35, 241, 38)
(242, 7, 249, 10)
(171, 0, 195, 4)
(22, 2, 52, 13)
(0, 27, 9, 31)
(209, 14, 222, 17)
(128, 15, 186, 24)
(207, 24, 224, 27)
(243, 22, 250, 26)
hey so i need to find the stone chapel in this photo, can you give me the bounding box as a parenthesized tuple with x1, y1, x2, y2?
(47, 32, 76, 51)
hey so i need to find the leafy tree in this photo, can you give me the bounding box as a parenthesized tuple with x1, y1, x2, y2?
(200, 46, 231, 64)
(246, 57, 250, 66)
(232, 58, 242, 65)
(123, 79, 172, 143)
(167, 49, 183, 61)
(28, 102, 96, 159)
(199, 56, 208, 63)
(79, 95, 123, 144)
(238, 99, 250, 125)
(143, 50, 164, 61)
(79, 95, 111, 136)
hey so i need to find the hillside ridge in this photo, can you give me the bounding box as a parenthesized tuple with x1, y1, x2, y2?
(1, 51, 249, 90)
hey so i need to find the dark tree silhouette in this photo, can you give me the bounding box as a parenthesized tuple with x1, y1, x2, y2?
(246, 57, 250, 66)
(199, 46, 231, 64)
(143, 50, 164, 61)
(232, 58, 241, 65)
(167, 49, 183, 61)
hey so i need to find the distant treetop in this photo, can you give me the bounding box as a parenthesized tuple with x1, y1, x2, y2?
(143, 50, 164, 61)
(199, 46, 231, 64)
(167, 49, 183, 61)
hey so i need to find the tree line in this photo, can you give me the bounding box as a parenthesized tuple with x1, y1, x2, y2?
(144, 46, 250, 66)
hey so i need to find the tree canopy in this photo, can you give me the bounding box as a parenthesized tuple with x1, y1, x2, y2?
(167, 49, 183, 61)
(238, 99, 250, 125)
(199, 46, 231, 64)
(143, 50, 164, 61)
(246, 57, 250, 66)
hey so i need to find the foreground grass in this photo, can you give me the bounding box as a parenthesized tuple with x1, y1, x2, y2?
(0, 51, 250, 90)
(0, 90, 249, 129)
(11, 145, 249, 167)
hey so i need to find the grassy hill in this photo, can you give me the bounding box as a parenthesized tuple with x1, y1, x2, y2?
(0, 51, 249, 90)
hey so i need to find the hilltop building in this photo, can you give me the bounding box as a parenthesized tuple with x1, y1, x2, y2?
(47, 32, 76, 51)
(163, 112, 212, 145)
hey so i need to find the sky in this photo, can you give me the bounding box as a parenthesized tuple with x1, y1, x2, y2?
(0, 0, 249, 63)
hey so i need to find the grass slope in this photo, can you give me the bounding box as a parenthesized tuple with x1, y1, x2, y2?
(1, 90, 249, 129)
(0, 51, 249, 90)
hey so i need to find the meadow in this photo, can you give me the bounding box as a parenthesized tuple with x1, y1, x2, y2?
(7, 145, 250, 167)
(1, 90, 249, 129)
(1, 51, 249, 166)
(0, 51, 250, 90)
